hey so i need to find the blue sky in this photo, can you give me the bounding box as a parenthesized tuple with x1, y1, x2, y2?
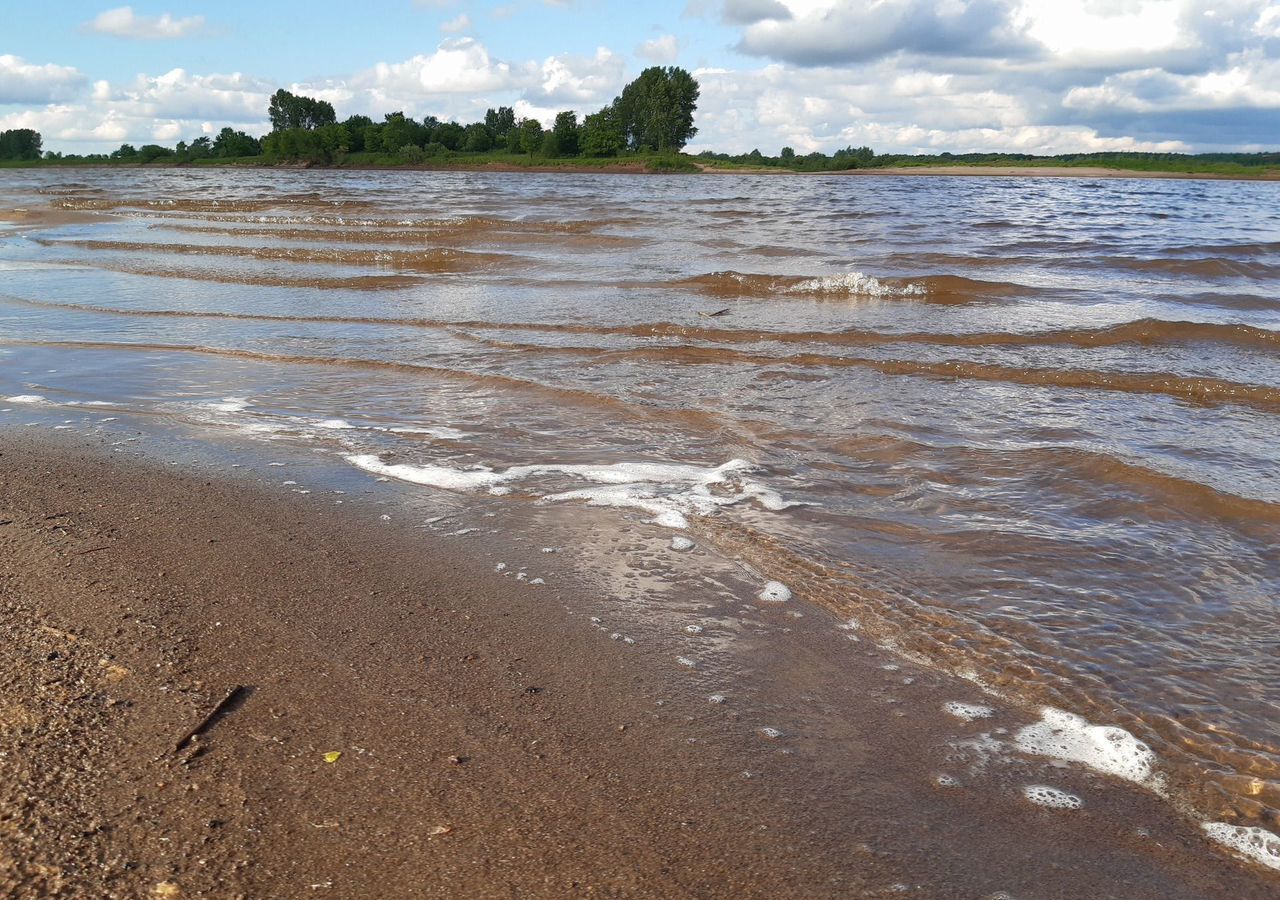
(3, 1, 1279, 154)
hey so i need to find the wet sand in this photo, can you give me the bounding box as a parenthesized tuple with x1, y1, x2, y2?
(1, 432, 1274, 898)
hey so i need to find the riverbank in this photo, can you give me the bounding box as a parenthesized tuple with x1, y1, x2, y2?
(6, 157, 1280, 180)
(1, 431, 1275, 897)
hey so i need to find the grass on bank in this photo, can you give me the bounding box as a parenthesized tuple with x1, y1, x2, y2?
(4, 149, 1278, 178)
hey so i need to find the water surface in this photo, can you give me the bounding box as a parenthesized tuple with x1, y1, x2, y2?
(2, 167, 1278, 839)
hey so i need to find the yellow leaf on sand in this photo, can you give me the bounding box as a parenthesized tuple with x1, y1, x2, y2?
(324, 751, 342, 763)
(153, 882, 182, 898)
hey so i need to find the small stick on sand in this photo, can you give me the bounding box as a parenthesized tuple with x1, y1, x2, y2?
(175, 685, 245, 752)
(697, 308, 731, 318)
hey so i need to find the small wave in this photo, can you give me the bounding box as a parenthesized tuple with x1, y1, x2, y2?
(1099, 256, 1280, 280)
(674, 270, 1008, 303)
(35, 238, 517, 275)
(345, 454, 792, 529)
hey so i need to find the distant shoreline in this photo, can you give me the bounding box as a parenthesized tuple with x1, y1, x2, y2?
(5, 157, 1279, 181)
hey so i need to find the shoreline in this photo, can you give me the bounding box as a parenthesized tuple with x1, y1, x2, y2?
(5, 159, 1279, 181)
(2, 430, 1276, 897)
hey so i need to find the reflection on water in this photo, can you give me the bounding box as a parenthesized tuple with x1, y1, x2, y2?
(2, 167, 1279, 839)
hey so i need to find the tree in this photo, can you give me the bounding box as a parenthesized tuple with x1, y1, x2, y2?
(211, 128, 259, 158)
(580, 105, 625, 157)
(0, 128, 43, 160)
(432, 121, 465, 151)
(341, 115, 373, 152)
(614, 67, 699, 151)
(380, 112, 423, 153)
(780, 146, 795, 161)
(110, 143, 138, 160)
(518, 118, 543, 157)
(484, 106, 515, 140)
(551, 110, 579, 157)
(268, 89, 336, 131)
(188, 136, 213, 160)
(463, 123, 493, 153)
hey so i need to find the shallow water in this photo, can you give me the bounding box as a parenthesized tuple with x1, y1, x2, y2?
(2, 167, 1279, 843)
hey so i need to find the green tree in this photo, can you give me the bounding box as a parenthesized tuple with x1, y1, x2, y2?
(780, 146, 795, 162)
(432, 121, 465, 151)
(268, 89, 336, 131)
(211, 128, 259, 158)
(484, 106, 516, 140)
(551, 110, 579, 157)
(579, 105, 625, 157)
(463, 123, 493, 152)
(614, 66, 699, 151)
(341, 115, 373, 152)
(380, 112, 423, 153)
(110, 143, 138, 160)
(0, 128, 43, 160)
(518, 118, 543, 157)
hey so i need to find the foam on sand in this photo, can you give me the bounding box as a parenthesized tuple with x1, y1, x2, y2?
(1023, 785, 1083, 810)
(345, 454, 792, 529)
(1015, 707, 1156, 786)
(758, 581, 792, 602)
(1202, 823, 1280, 871)
(944, 701, 995, 722)
(207, 396, 250, 413)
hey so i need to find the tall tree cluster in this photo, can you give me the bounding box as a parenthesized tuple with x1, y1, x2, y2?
(257, 67, 700, 162)
(0, 128, 42, 161)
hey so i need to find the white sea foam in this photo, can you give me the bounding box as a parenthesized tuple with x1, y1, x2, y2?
(670, 536, 696, 552)
(944, 701, 995, 722)
(387, 425, 468, 439)
(1015, 707, 1156, 786)
(758, 581, 792, 602)
(5, 394, 51, 404)
(207, 396, 250, 413)
(1023, 785, 1083, 810)
(787, 271, 925, 298)
(345, 454, 791, 529)
(1202, 823, 1280, 871)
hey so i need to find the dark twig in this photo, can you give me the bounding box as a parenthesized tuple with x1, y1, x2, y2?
(175, 685, 245, 752)
(74, 546, 111, 556)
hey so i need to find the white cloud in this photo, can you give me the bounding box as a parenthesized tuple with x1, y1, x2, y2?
(0, 55, 85, 104)
(1, 68, 270, 151)
(85, 6, 208, 40)
(637, 34, 680, 64)
(440, 13, 472, 34)
(721, 0, 792, 26)
(527, 47, 626, 106)
(360, 39, 520, 99)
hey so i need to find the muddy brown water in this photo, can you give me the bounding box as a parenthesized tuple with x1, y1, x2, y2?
(1, 168, 1279, 872)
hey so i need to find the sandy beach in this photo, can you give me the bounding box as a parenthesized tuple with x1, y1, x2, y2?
(1, 431, 1273, 898)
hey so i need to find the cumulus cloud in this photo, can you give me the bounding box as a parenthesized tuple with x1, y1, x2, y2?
(0, 67, 271, 151)
(84, 6, 208, 40)
(440, 13, 472, 34)
(0, 55, 85, 104)
(637, 34, 680, 64)
(721, 0, 792, 26)
(735, 0, 1033, 66)
(525, 47, 626, 106)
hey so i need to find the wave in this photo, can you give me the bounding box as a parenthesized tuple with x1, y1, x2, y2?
(7, 297, 1276, 355)
(34, 238, 518, 275)
(672, 270, 1020, 303)
(440, 335, 1280, 413)
(1099, 256, 1280, 280)
(146, 222, 644, 249)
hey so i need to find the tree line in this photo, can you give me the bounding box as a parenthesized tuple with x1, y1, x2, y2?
(256, 66, 699, 164)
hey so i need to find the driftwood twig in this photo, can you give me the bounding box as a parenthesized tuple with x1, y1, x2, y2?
(175, 685, 245, 752)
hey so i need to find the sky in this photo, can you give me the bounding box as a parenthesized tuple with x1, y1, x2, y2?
(2, 0, 1278, 155)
